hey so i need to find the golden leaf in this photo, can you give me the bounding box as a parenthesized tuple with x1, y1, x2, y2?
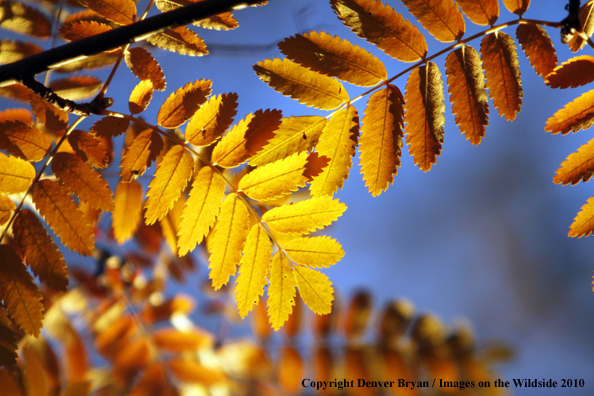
(120, 129, 163, 182)
(445, 46, 489, 145)
(516, 24, 558, 80)
(253, 58, 349, 110)
(0, 305, 18, 367)
(54, 52, 120, 73)
(0, 195, 14, 225)
(49, 76, 103, 101)
(0, 244, 44, 337)
(262, 196, 347, 235)
(0, 152, 35, 194)
(0, 108, 32, 125)
(160, 193, 184, 254)
(480, 32, 522, 120)
(359, 84, 404, 195)
(146, 26, 208, 57)
(90, 116, 130, 138)
(153, 328, 214, 352)
(0, 0, 51, 38)
(401, 0, 465, 42)
(60, 21, 113, 42)
(248, 116, 326, 167)
(554, 138, 594, 185)
(30, 93, 69, 131)
(330, 0, 427, 62)
(112, 180, 143, 244)
(32, 179, 95, 256)
(546, 55, 594, 89)
(569, 196, 594, 237)
(236, 224, 272, 318)
(211, 108, 281, 168)
(456, 0, 498, 25)
(125, 47, 166, 91)
(268, 252, 296, 331)
(168, 360, 226, 385)
(278, 31, 386, 87)
(278, 347, 304, 394)
(310, 105, 359, 197)
(0, 39, 42, 64)
(85, 0, 136, 25)
(51, 152, 114, 212)
(13, 209, 69, 291)
(129, 80, 153, 115)
(284, 236, 344, 268)
(68, 129, 108, 168)
(185, 92, 238, 146)
(155, 0, 237, 30)
(545, 89, 594, 134)
(502, 0, 529, 16)
(144, 145, 194, 224)
(0, 120, 51, 161)
(293, 266, 333, 315)
(208, 193, 250, 289)
(157, 79, 212, 129)
(177, 166, 226, 256)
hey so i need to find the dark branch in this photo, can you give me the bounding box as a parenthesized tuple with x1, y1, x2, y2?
(561, 0, 581, 43)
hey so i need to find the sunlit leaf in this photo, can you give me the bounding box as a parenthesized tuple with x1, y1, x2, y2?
(516, 24, 558, 80)
(456, 0, 498, 25)
(569, 197, 594, 237)
(90, 116, 130, 138)
(85, 0, 136, 25)
(545, 89, 594, 134)
(0, 152, 35, 194)
(155, 0, 237, 30)
(0, 0, 51, 38)
(60, 21, 113, 42)
(153, 328, 214, 352)
(0, 195, 14, 226)
(401, 0, 465, 42)
(120, 129, 163, 182)
(554, 137, 594, 185)
(268, 252, 296, 331)
(0, 305, 18, 367)
(113, 180, 143, 243)
(284, 236, 344, 268)
(0, 39, 42, 64)
(157, 79, 212, 129)
(147, 26, 208, 56)
(185, 92, 238, 146)
(125, 47, 166, 91)
(502, 0, 529, 16)
(168, 360, 226, 385)
(293, 266, 333, 315)
(129, 80, 153, 114)
(30, 93, 68, 131)
(0, 120, 51, 161)
(546, 55, 594, 89)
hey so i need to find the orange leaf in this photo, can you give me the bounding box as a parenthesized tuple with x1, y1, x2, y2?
(67, 129, 108, 168)
(49, 76, 103, 101)
(445, 46, 489, 145)
(554, 137, 594, 185)
(516, 24, 558, 80)
(129, 80, 153, 115)
(0, 152, 36, 194)
(124, 47, 166, 91)
(401, 0, 465, 42)
(113, 338, 150, 385)
(0, 244, 44, 337)
(157, 79, 212, 129)
(545, 89, 594, 134)
(155, 0, 237, 30)
(480, 32, 522, 121)
(32, 179, 95, 256)
(456, 0, 499, 25)
(0, 195, 14, 226)
(502, 0, 529, 16)
(404, 62, 445, 172)
(146, 26, 208, 56)
(60, 21, 113, 42)
(152, 328, 214, 352)
(0, 305, 18, 367)
(54, 52, 120, 73)
(144, 145, 194, 225)
(546, 55, 594, 89)
(185, 92, 238, 146)
(85, 0, 136, 25)
(120, 129, 163, 182)
(0, 108, 33, 125)
(0, 83, 30, 103)
(0, 120, 51, 161)
(29, 93, 69, 131)
(0, 39, 42, 64)
(278, 347, 304, 394)
(569, 196, 594, 237)
(61, 9, 108, 26)
(331, 0, 427, 62)
(90, 116, 130, 138)
(168, 359, 226, 385)
(359, 84, 404, 196)
(112, 180, 143, 243)
(0, 0, 51, 38)
(13, 209, 69, 291)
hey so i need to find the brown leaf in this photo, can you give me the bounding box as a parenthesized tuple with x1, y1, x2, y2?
(125, 47, 166, 91)
(147, 26, 208, 56)
(516, 24, 558, 80)
(545, 89, 594, 134)
(546, 55, 594, 89)
(157, 79, 212, 128)
(60, 20, 113, 42)
(91, 115, 130, 138)
(0, 39, 42, 64)
(0, 152, 35, 194)
(155, 0, 237, 30)
(554, 137, 594, 185)
(445, 45, 489, 145)
(67, 129, 108, 168)
(0, 305, 18, 367)
(85, 0, 136, 25)
(0, 195, 14, 226)
(32, 179, 95, 256)
(0, 0, 51, 38)
(0, 244, 44, 337)
(456, 0, 499, 25)
(13, 209, 69, 291)
(30, 93, 69, 131)
(0, 120, 51, 161)
(502, 0, 529, 16)
(401, 0, 465, 42)
(49, 76, 103, 101)
(480, 32, 522, 121)
(404, 62, 445, 172)
(129, 80, 153, 115)
(120, 129, 163, 182)
(185, 92, 238, 146)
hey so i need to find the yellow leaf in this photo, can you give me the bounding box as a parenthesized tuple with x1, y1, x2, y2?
(404, 62, 445, 172)
(545, 89, 594, 134)
(113, 180, 143, 244)
(160, 193, 185, 255)
(0, 195, 14, 226)
(124, 47, 166, 91)
(0, 152, 35, 194)
(0, 244, 44, 337)
(144, 145, 194, 224)
(236, 225, 272, 318)
(147, 26, 208, 57)
(208, 193, 250, 289)
(359, 84, 404, 196)
(211, 108, 281, 168)
(569, 196, 594, 237)
(177, 166, 226, 256)
(32, 180, 95, 256)
(157, 79, 212, 129)
(85, 0, 136, 25)
(445, 46, 489, 145)
(401, 0, 465, 42)
(0, 120, 51, 161)
(49, 76, 103, 101)
(129, 80, 153, 115)
(90, 116, 130, 138)
(516, 24, 558, 80)
(0, 0, 51, 38)
(51, 152, 114, 212)
(456, 0, 499, 25)
(185, 92, 238, 147)
(262, 196, 346, 235)
(554, 137, 594, 185)
(68, 130, 108, 168)
(502, 0, 529, 16)
(284, 236, 344, 268)
(546, 55, 594, 89)
(254, 58, 349, 110)
(168, 359, 226, 385)
(310, 105, 359, 197)
(293, 266, 333, 315)
(331, 0, 427, 62)
(267, 252, 296, 331)
(0, 305, 18, 367)
(278, 31, 386, 86)
(155, 0, 238, 30)
(13, 209, 69, 291)
(120, 129, 163, 182)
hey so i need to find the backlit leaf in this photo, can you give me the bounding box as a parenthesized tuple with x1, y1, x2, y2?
(155, 0, 237, 30)
(516, 24, 558, 80)
(284, 236, 344, 268)
(554, 138, 594, 185)
(0, 0, 51, 38)
(160, 189, 184, 254)
(0, 244, 44, 337)
(144, 145, 194, 224)
(456, 0, 498, 25)
(68, 130, 108, 168)
(30, 93, 68, 131)
(0, 120, 51, 161)
(49, 76, 103, 101)
(293, 266, 333, 315)
(310, 105, 359, 197)
(445, 46, 489, 145)
(90, 116, 129, 138)
(268, 252, 296, 331)
(278, 31, 386, 86)
(569, 196, 594, 237)
(177, 166, 226, 256)
(113, 180, 143, 243)
(359, 84, 404, 195)
(51, 152, 114, 212)
(120, 129, 163, 182)
(546, 56, 594, 89)
(0, 84, 30, 102)
(85, 0, 136, 25)
(0, 108, 32, 125)
(263, 196, 346, 235)
(502, 0, 529, 16)
(253, 58, 349, 110)
(401, 0, 465, 42)
(54, 52, 120, 73)
(157, 79, 212, 129)
(236, 225, 272, 318)
(0, 39, 42, 64)
(153, 328, 214, 352)
(60, 21, 113, 42)
(545, 89, 594, 134)
(208, 193, 250, 289)
(0, 305, 18, 367)
(147, 26, 208, 56)
(185, 92, 238, 146)
(125, 47, 166, 91)
(404, 62, 445, 172)
(61, 9, 108, 27)
(480, 32, 522, 121)
(0, 152, 35, 194)
(168, 360, 226, 385)
(32, 179, 95, 256)
(331, 0, 427, 62)
(0, 195, 14, 225)
(13, 209, 68, 291)
(129, 80, 153, 114)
